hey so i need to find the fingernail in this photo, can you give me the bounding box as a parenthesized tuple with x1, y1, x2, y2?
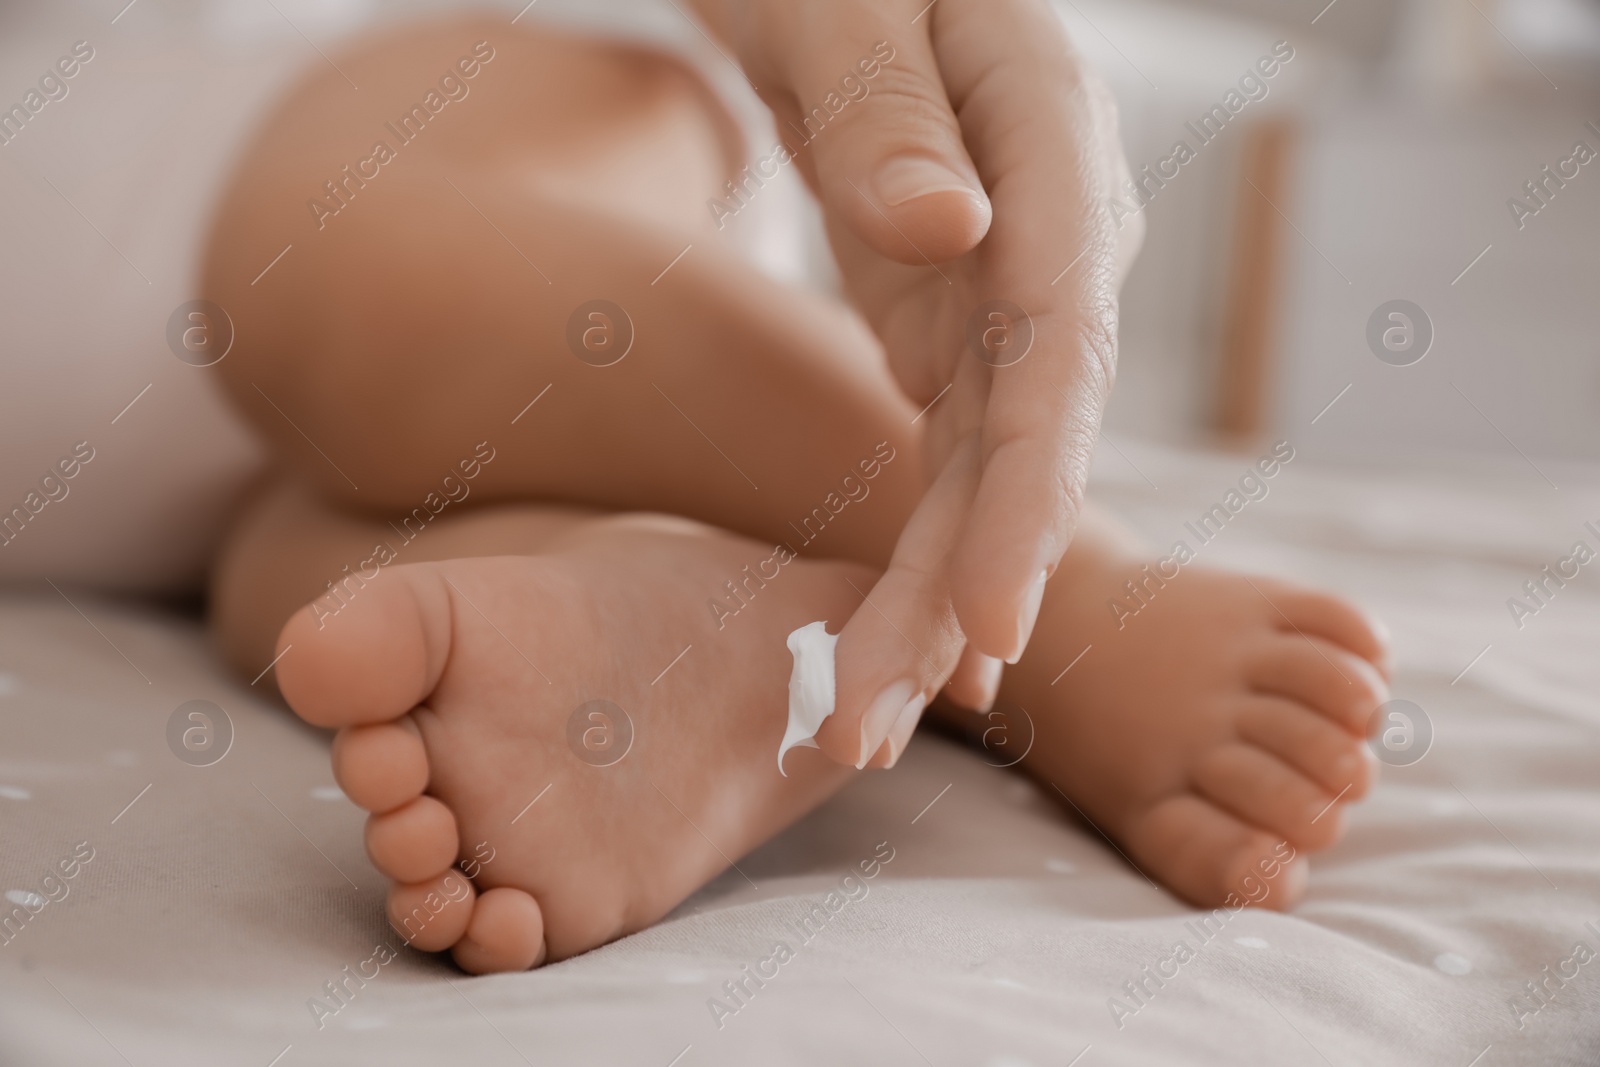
(857, 679, 918, 769)
(873, 154, 978, 208)
(1005, 569, 1050, 665)
(973, 656, 1004, 712)
(881, 691, 929, 768)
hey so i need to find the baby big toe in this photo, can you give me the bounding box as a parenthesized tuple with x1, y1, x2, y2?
(276, 570, 445, 729)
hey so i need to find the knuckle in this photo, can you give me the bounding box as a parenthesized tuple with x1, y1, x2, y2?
(1072, 311, 1120, 397)
(850, 73, 965, 141)
(1051, 423, 1100, 507)
(888, 553, 943, 587)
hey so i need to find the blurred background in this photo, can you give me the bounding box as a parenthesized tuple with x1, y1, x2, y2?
(1, 0, 1597, 590)
(1078, 0, 1600, 475)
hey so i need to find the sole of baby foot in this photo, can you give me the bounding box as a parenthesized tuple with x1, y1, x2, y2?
(278, 513, 872, 972)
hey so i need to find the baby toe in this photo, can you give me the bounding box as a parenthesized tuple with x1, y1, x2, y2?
(1248, 636, 1389, 736)
(451, 887, 547, 974)
(1124, 793, 1307, 911)
(365, 795, 460, 884)
(1193, 742, 1346, 852)
(333, 718, 429, 814)
(1259, 581, 1392, 677)
(1236, 697, 1375, 801)
(388, 870, 475, 952)
(276, 566, 449, 728)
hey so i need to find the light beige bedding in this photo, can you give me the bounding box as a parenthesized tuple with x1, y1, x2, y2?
(2, 445, 1597, 1066)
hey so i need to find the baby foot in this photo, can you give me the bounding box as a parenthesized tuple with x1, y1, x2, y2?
(274, 514, 867, 972)
(994, 557, 1390, 910)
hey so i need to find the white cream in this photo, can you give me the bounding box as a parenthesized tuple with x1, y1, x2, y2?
(778, 621, 839, 777)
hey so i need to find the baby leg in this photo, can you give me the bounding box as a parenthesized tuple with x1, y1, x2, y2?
(202, 18, 922, 572)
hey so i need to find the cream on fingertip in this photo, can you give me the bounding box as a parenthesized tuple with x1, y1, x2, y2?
(778, 621, 839, 777)
(1007, 568, 1050, 664)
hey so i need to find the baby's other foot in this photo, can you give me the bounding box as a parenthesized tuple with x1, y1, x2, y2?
(276, 513, 868, 972)
(997, 558, 1390, 910)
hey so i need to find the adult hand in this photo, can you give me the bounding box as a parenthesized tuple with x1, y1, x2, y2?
(691, 0, 1141, 766)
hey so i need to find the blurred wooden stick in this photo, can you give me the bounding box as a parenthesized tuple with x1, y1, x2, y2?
(1214, 118, 1293, 448)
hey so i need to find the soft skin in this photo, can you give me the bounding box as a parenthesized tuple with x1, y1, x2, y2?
(205, 19, 1387, 974)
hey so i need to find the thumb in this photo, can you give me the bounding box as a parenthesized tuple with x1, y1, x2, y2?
(769, 12, 991, 264)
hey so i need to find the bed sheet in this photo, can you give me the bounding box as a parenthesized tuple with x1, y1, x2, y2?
(1, 445, 1597, 1066)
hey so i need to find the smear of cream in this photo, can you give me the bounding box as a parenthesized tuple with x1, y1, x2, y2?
(778, 621, 839, 777)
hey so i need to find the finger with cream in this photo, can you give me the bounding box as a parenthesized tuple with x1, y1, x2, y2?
(778, 621, 839, 777)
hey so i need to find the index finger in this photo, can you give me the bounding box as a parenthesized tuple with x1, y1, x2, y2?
(932, 0, 1129, 661)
